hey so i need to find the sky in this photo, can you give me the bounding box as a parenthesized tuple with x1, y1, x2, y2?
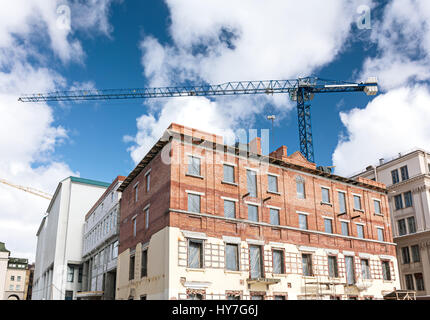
(2, 0, 430, 262)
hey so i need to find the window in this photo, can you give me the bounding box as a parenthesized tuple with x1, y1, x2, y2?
(134, 184, 139, 203)
(401, 247, 411, 264)
(188, 293, 204, 300)
(9, 284, 13, 290)
(188, 193, 201, 213)
(227, 294, 241, 300)
(321, 187, 330, 203)
(400, 166, 409, 181)
(145, 208, 149, 229)
(249, 246, 263, 279)
(251, 295, 264, 300)
(338, 192, 346, 213)
(415, 273, 425, 291)
(296, 176, 305, 199)
(328, 256, 339, 278)
(404, 191, 413, 208)
(374, 200, 381, 215)
(223, 165, 235, 183)
(188, 240, 203, 269)
(247, 170, 257, 197)
(132, 217, 136, 237)
(345, 256, 355, 285)
(302, 254, 313, 277)
(224, 200, 236, 219)
(361, 259, 371, 279)
(270, 208, 280, 225)
(248, 204, 259, 222)
(65, 291, 73, 301)
(377, 228, 384, 242)
(272, 250, 285, 274)
(17, 276, 21, 282)
(356, 224, 364, 239)
(398, 219, 407, 236)
(274, 295, 286, 300)
(341, 221, 349, 236)
(324, 218, 333, 234)
(298, 214, 308, 230)
(146, 172, 151, 192)
(188, 156, 201, 176)
(67, 265, 74, 282)
(140, 295, 147, 300)
(129, 255, 135, 280)
(411, 245, 420, 263)
(225, 244, 239, 271)
(78, 267, 83, 283)
(394, 194, 403, 210)
(391, 169, 400, 184)
(405, 274, 414, 290)
(16, 285, 21, 291)
(407, 216, 416, 234)
(112, 241, 119, 259)
(10, 276, 14, 281)
(268, 175, 278, 193)
(382, 261, 391, 281)
(353, 195, 362, 210)
(141, 249, 148, 277)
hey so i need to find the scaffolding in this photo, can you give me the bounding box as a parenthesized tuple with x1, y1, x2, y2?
(383, 290, 417, 300)
(301, 275, 346, 300)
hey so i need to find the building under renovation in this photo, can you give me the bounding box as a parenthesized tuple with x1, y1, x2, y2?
(115, 123, 400, 300)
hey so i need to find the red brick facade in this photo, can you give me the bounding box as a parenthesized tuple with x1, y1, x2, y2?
(119, 123, 395, 257)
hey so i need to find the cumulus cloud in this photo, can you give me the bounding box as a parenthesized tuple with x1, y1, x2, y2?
(126, 0, 369, 162)
(333, 86, 430, 176)
(0, 0, 116, 261)
(334, 0, 430, 176)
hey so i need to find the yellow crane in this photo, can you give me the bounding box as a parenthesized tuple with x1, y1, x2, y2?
(0, 178, 53, 200)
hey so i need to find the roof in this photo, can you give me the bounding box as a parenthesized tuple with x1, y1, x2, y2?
(118, 124, 387, 194)
(0, 242, 10, 253)
(69, 176, 111, 188)
(85, 176, 126, 220)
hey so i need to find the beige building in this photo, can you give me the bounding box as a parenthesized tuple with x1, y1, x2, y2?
(4, 258, 28, 300)
(0, 242, 10, 299)
(354, 149, 430, 299)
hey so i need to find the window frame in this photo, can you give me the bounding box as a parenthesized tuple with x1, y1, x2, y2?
(272, 249, 285, 275)
(225, 243, 239, 271)
(187, 239, 204, 269)
(268, 174, 279, 193)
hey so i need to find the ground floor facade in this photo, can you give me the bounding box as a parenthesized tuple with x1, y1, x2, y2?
(116, 226, 400, 300)
(395, 230, 430, 299)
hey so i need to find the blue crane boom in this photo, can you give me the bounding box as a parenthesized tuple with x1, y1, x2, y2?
(18, 76, 378, 163)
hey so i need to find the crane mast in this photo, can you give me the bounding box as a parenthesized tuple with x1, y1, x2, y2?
(18, 77, 378, 163)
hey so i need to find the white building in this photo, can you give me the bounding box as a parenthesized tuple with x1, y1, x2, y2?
(353, 149, 430, 299)
(0, 242, 10, 300)
(77, 176, 124, 300)
(32, 176, 110, 300)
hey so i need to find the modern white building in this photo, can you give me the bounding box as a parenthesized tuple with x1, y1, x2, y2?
(0, 242, 10, 300)
(32, 176, 110, 300)
(353, 149, 430, 299)
(77, 176, 124, 300)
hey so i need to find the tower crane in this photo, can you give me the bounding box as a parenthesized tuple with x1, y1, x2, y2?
(0, 178, 53, 200)
(18, 76, 378, 163)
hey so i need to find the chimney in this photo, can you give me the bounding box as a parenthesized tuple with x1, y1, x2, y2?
(379, 158, 385, 165)
(270, 146, 288, 162)
(248, 137, 262, 155)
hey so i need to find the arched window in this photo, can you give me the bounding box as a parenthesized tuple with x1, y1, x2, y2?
(296, 176, 305, 199)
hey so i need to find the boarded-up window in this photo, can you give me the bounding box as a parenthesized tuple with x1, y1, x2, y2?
(270, 208, 280, 225)
(361, 259, 371, 279)
(129, 255, 135, 280)
(141, 250, 148, 277)
(247, 170, 257, 197)
(188, 194, 201, 213)
(374, 200, 381, 214)
(225, 244, 239, 271)
(338, 192, 346, 213)
(188, 240, 203, 269)
(296, 176, 305, 199)
(273, 250, 285, 274)
(224, 200, 236, 219)
(299, 214, 307, 230)
(268, 175, 278, 193)
(345, 256, 355, 285)
(248, 204, 258, 222)
(341, 221, 349, 236)
(324, 219, 333, 233)
(249, 246, 263, 279)
(321, 188, 330, 203)
(302, 254, 313, 276)
(188, 156, 201, 176)
(382, 261, 391, 280)
(354, 195, 362, 210)
(328, 256, 338, 278)
(223, 165, 235, 183)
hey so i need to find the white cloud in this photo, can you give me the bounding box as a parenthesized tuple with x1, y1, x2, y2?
(333, 85, 430, 176)
(127, 0, 369, 162)
(0, 0, 116, 262)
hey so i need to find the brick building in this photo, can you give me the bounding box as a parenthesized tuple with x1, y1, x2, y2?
(116, 123, 400, 300)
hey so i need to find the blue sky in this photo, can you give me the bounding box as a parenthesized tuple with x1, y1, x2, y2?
(3, 0, 430, 260)
(51, 1, 378, 184)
